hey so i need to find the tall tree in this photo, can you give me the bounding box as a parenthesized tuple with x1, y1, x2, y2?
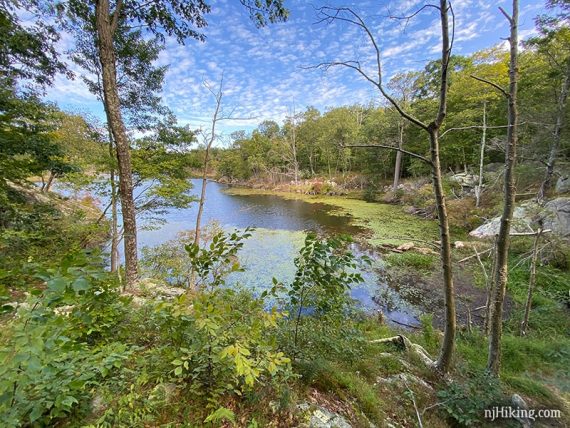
(54, 0, 288, 288)
(532, 1, 570, 201)
(314, 1, 456, 373)
(472, 0, 520, 376)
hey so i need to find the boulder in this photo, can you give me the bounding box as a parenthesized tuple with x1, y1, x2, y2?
(450, 172, 479, 188)
(297, 403, 352, 428)
(555, 175, 570, 194)
(469, 197, 570, 238)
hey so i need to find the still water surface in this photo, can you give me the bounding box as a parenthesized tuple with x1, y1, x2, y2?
(89, 179, 421, 327)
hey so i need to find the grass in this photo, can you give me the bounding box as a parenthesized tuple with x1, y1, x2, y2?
(223, 187, 439, 246)
(385, 252, 437, 272)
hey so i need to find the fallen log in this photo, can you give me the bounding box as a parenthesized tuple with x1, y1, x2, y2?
(370, 335, 435, 368)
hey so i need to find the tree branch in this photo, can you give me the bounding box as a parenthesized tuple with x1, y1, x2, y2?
(343, 143, 433, 166)
(470, 74, 508, 98)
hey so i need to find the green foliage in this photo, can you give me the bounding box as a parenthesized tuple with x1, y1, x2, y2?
(437, 372, 505, 427)
(0, 254, 132, 427)
(259, 233, 370, 368)
(185, 227, 253, 290)
(385, 252, 436, 272)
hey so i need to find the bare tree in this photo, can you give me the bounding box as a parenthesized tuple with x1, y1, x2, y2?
(538, 59, 570, 202)
(283, 109, 300, 185)
(472, 0, 519, 376)
(475, 102, 487, 208)
(313, 1, 456, 373)
(194, 74, 253, 247)
(194, 76, 224, 247)
(520, 225, 543, 336)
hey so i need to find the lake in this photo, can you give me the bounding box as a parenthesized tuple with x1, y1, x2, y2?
(72, 178, 422, 327)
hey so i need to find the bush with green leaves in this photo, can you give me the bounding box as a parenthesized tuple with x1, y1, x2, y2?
(266, 233, 370, 361)
(0, 253, 132, 427)
(140, 221, 224, 287)
(148, 229, 293, 410)
(437, 371, 505, 427)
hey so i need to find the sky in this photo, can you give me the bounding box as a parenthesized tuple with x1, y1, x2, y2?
(45, 0, 546, 138)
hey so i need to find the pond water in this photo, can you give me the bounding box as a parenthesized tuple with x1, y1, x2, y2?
(73, 179, 421, 327)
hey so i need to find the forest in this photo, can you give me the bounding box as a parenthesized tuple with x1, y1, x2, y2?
(0, 0, 569, 427)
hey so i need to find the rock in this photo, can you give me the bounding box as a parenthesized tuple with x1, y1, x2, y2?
(297, 404, 352, 428)
(397, 242, 415, 251)
(376, 373, 434, 393)
(450, 172, 479, 188)
(454, 241, 465, 249)
(511, 394, 531, 428)
(544, 198, 570, 236)
(555, 175, 570, 193)
(469, 197, 570, 238)
(91, 393, 106, 414)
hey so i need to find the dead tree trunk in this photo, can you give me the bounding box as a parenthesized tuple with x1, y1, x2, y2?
(487, 0, 519, 376)
(393, 121, 404, 190)
(520, 227, 543, 336)
(475, 102, 487, 207)
(95, 0, 138, 289)
(195, 77, 224, 247)
(315, 0, 456, 373)
(538, 58, 570, 202)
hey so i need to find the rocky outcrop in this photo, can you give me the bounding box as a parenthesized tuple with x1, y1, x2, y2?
(470, 197, 570, 238)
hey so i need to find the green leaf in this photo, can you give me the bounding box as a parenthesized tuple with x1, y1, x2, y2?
(174, 366, 183, 376)
(204, 407, 236, 424)
(47, 277, 67, 293)
(71, 277, 90, 292)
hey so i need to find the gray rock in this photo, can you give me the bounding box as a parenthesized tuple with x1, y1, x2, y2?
(450, 172, 479, 188)
(555, 175, 570, 193)
(470, 197, 570, 238)
(511, 394, 531, 428)
(297, 404, 352, 428)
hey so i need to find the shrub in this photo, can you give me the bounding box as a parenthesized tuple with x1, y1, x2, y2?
(437, 371, 505, 427)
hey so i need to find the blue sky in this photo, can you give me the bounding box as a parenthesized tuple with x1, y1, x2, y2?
(46, 0, 545, 138)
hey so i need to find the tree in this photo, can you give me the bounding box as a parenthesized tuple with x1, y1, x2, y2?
(531, 2, 570, 201)
(387, 72, 419, 189)
(54, 0, 288, 288)
(472, 0, 520, 376)
(314, 1, 456, 373)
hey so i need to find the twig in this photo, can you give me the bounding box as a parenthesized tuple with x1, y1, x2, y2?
(458, 248, 492, 263)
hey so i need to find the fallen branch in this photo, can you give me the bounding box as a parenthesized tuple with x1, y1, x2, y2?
(458, 248, 492, 263)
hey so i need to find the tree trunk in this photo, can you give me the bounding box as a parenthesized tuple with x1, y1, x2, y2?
(430, 128, 456, 373)
(475, 102, 487, 208)
(537, 58, 570, 202)
(110, 168, 120, 273)
(44, 171, 55, 192)
(487, 0, 519, 376)
(393, 121, 404, 190)
(194, 150, 211, 247)
(95, 0, 138, 288)
(520, 227, 543, 336)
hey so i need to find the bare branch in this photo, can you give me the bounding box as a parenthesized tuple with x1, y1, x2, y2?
(498, 6, 513, 23)
(312, 6, 429, 131)
(343, 143, 433, 166)
(470, 74, 508, 98)
(440, 123, 515, 138)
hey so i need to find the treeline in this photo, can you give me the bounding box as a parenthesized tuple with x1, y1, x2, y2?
(209, 42, 568, 190)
